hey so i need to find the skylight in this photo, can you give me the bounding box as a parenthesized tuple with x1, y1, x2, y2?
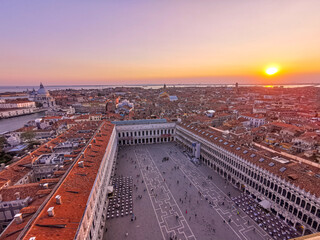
(224, 142, 228, 145)
(279, 167, 287, 172)
(269, 162, 275, 167)
(243, 150, 248, 154)
(236, 147, 241, 150)
(259, 158, 265, 162)
(230, 145, 234, 147)
(250, 154, 256, 158)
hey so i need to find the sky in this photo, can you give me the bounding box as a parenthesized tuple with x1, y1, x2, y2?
(0, 0, 320, 86)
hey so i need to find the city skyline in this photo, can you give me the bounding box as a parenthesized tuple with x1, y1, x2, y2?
(1, 1, 320, 86)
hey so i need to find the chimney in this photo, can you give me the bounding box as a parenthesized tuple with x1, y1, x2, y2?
(89, 144, 92, 149)
(0, 194, 2, 202)
(93, 138, 96, 143)
(55, 195, 62, 205)
(14, 192, 20, 200)
(47, 207, 54, 217)
(78, 161, 84, 168)
(43, 183, 49, 189)
(14, 213, 23, 224)
(29, 238, 36, 240)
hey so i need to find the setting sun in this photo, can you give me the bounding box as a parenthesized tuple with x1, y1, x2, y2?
(265, 67, 279, 75)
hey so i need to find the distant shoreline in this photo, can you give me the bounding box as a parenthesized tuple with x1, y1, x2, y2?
(0, 83, 319, 93)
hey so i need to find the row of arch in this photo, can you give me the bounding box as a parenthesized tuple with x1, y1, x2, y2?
(118, 128, 174, 138)
(176, 130, 318, 235)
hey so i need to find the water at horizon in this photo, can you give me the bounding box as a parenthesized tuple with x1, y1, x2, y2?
(0, 84, 319, 93)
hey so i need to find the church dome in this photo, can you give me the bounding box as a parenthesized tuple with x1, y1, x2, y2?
(37, 83, 49, 95)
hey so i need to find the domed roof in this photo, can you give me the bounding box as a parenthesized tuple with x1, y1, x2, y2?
(37, 83, 49, 95)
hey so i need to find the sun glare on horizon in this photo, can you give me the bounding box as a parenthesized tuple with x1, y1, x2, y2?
(265, 67, 279, 75)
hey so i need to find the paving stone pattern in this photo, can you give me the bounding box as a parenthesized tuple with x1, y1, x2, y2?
(104, 143, 276, 240)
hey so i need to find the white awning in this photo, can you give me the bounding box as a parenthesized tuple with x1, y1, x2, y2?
(259, 200, 271, 209)
(107, 186, 114, 194)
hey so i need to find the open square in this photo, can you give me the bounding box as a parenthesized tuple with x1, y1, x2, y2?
(103, 142, 275, 240)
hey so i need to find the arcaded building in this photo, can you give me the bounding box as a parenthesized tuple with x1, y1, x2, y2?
(0, 119, 319, 239)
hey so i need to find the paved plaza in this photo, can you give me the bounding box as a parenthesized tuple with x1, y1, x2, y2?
(104, 143, 278, 240)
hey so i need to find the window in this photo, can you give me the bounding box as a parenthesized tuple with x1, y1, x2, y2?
(311, 206, 316, 215)
(312, 221, 318, 229)
(296, 197, 301, 205)
(287, 192, 291, 200)
(280, 199, 284, 207)
(302, 214, 308, 223)
(306, 203, 311, 211)
(284, 202, 288, 210)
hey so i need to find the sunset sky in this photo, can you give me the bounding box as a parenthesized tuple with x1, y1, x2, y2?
(0, 1, 320, 86)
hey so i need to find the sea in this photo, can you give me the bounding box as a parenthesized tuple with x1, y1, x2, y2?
(0, 84, 319, 93)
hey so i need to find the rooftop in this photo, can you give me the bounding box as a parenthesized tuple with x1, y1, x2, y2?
(23, 121, 114, 240)
(111, 118, 167, 125)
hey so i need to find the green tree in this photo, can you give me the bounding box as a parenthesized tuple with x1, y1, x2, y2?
(21, 131, 36, 142)
(35, 102, 43, 108)
(0, 136, 5, 152)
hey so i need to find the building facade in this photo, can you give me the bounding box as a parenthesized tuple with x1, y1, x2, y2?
(175, 123, 320, 236)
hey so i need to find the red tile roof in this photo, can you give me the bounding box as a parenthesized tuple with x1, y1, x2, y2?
(23, 121, 114, 240)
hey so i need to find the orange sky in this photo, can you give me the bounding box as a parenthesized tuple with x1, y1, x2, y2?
(0, 1, 320, 85)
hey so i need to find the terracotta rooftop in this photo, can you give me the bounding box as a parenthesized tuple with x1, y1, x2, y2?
(0, 121, 102, 190)
(0, 121, 104, 240)
(0, 183, 42, 202)
(23, 121, 114, 240)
